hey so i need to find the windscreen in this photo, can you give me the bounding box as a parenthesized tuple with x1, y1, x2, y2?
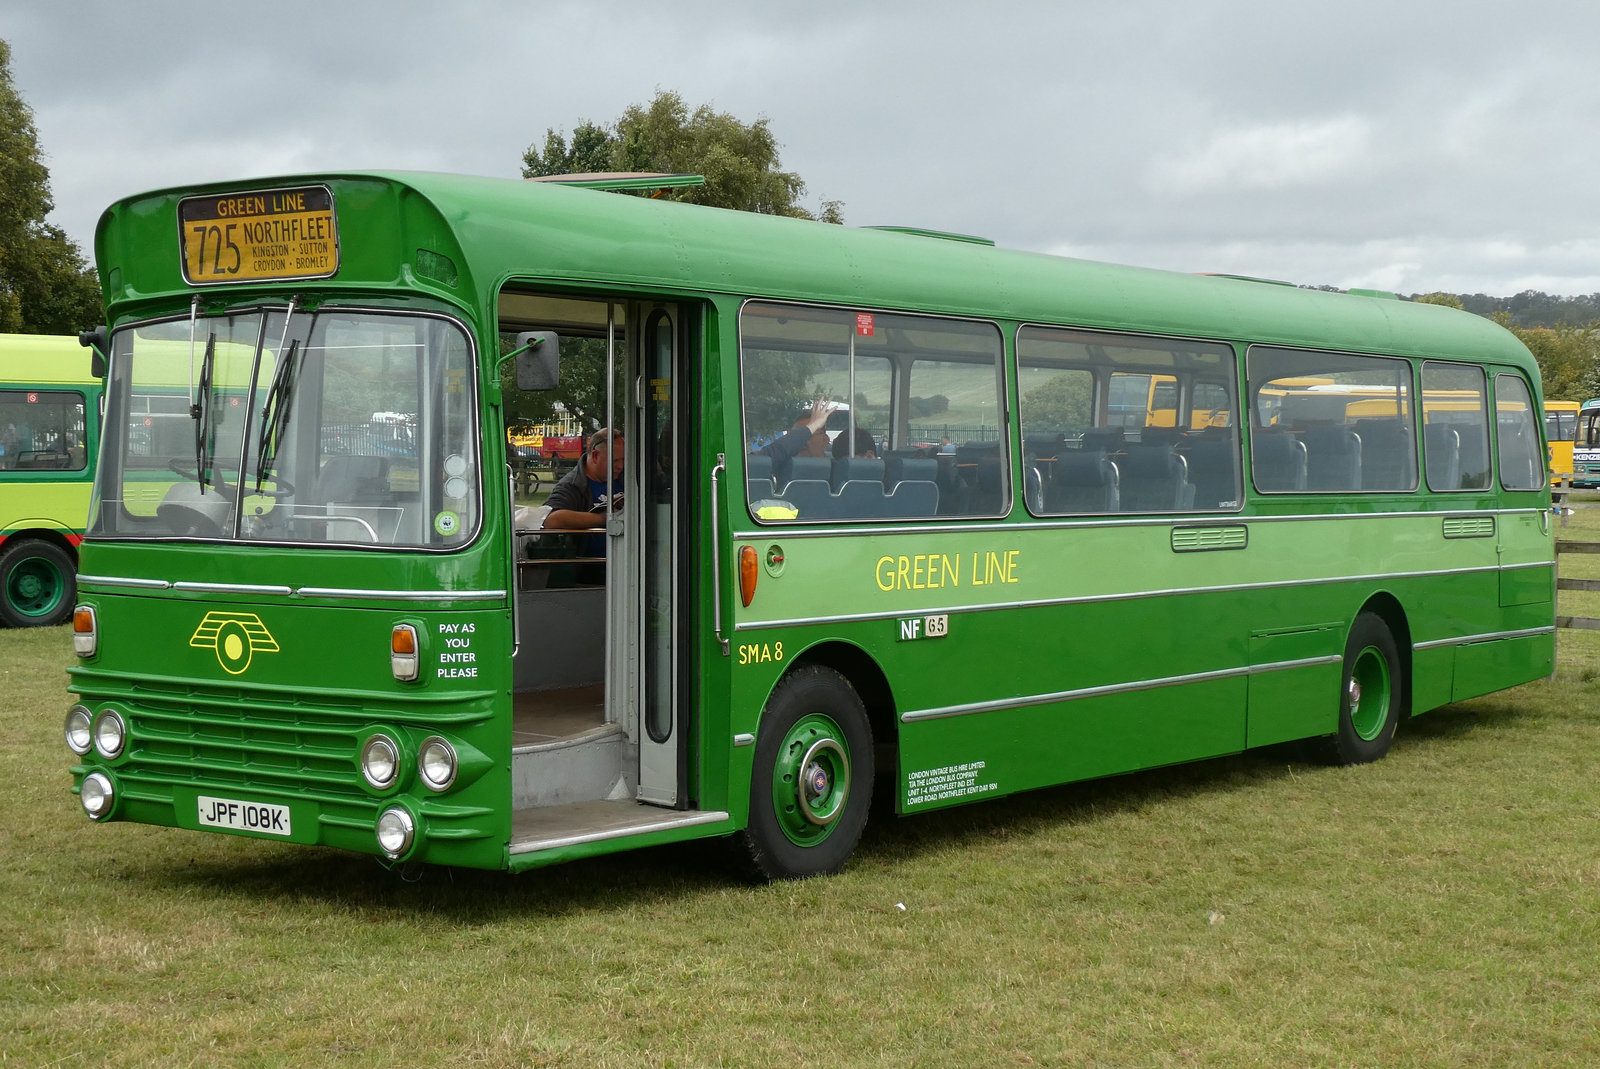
(90, 308, 479, 549)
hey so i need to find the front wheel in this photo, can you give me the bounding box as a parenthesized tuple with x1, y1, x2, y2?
(735, 665, 874, 881)
(0, 538, 76, 627)
(1322, 611, 1403, 765)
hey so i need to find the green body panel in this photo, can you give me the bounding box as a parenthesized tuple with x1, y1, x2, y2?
(730, 507, 1554, 813)
(68, 563, 512, 870)
(73, 171, 1553, 872)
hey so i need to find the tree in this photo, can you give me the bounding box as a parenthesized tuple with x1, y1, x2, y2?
(522, 90, 843, 223)
(510, 91, 842, 431)
(0, 39, 100, 335)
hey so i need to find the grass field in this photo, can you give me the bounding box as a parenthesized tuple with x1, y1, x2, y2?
(4, 509, 1600, 1067)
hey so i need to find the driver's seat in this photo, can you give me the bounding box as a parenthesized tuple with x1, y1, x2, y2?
(318, 455, 390, 506)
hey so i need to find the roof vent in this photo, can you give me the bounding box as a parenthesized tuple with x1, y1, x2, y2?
(526, 172, 705, 194)
(866, 226, 995, 247)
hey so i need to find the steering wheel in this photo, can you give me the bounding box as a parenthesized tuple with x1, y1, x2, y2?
(168, 459, 296, 500)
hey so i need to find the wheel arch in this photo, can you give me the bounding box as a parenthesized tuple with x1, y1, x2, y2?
(776, 639, 898, 775)
(3, 526, 82, 560)
(1355, 590, 1412, 718)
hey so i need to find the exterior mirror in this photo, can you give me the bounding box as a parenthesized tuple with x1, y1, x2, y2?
(514, 331, 559, 390)
(79, 326, 109, 378)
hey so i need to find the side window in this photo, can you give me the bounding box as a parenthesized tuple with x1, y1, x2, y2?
(1420, 362, 1491, 492)
(0, 389, 88, 471)
(1017, 327, 1240, 515)
(1494, 374, 1543, 491)
(739, 303, 1004, 522)
(1247, 347, 1416, 493)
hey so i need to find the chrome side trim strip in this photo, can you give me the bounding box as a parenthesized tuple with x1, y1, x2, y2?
(294, 587, 507, 601)
(173, 581, 294, 595)
(900, 655, 1341, 723)
(729, 505, 1548, 541)
(1414, 625, 1557, 651)
(76, 575, 172, 590)
(74, 576, 505, 602)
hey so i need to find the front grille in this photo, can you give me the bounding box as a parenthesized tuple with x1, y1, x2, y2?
(72, 671, 493, 805)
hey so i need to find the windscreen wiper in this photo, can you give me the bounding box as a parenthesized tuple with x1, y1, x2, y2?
(193, 332, 216, 493)
(255, 338, 300, 492)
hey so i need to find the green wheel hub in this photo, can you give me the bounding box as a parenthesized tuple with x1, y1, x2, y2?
(6, 553, 66, 619)
(771, 713, 852, 847)
(1347, 644, 1392, 741)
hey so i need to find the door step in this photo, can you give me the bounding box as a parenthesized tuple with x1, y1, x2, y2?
(512, 724, 627, 809)
(509, 799, 730, 855)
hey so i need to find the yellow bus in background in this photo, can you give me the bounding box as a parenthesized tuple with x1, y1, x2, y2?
(1544, 399, 1581, 484)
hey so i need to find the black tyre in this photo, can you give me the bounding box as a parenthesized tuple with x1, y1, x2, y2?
(735, 665, 874, 881)
(1322, 611, 1403, 765)
(0, 538, 76, 627)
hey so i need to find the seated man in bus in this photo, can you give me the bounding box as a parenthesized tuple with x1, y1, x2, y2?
(543, 429, 625, 530)
(542, 429, 624, 583)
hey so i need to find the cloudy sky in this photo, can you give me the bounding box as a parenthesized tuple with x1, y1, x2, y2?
(7, 0, 1599, 296)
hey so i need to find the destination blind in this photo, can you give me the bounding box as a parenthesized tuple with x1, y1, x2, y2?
(178, 185, 339, 284)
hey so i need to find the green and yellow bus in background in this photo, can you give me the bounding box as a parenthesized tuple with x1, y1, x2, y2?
(64, 172, 1555, 880)
(1, 333, 100, 626)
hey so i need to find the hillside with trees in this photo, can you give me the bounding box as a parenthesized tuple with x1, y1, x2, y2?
(1406, 291, 1600, 401)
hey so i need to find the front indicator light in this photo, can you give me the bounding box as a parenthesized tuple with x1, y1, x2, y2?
(418, 736, 457, 791)
(65, 705, 93, 755)
(92, 709, 125, 759)
(360, 734, 401, 789)
(73, 605, 97, 657)
(375, 806, 415, 858)
(391, 624, 419, 682)
(80, 771, 115, 819)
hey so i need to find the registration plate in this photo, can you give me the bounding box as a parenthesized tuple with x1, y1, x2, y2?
(178, 184, 339, 285)
(198, 794, 292, 836)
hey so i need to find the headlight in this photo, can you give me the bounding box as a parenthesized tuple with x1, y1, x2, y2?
(375, 806, 415, 858)
(92, 709, 126, 759)
(360, 734, 400, 789)
(417, 736, 457, 791)
(65, 705, 93, 755)
(80, 771, 115, 819)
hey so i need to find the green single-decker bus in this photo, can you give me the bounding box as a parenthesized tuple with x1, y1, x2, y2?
(65, 172, 1555, 880)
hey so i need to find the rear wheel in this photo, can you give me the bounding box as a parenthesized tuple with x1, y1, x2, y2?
(0, 538, 76, 627)
(735, 665, 874, 881)
(1323, 611, 1402, 765)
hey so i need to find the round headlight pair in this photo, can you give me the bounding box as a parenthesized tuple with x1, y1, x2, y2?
(361, 733, 457, 792)
(66, 706, 125, 759)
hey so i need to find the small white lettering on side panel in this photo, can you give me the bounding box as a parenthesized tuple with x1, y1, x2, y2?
(906, 761, 997, 806)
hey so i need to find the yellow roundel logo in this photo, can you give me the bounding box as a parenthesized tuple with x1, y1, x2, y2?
(190, 612, 280, 675)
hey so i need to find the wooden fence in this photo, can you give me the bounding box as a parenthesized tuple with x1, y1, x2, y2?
(1552, 477, 1600, 632)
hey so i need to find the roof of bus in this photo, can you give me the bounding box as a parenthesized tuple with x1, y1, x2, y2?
(0, 333, 100, 386)
(99, 170, 1537, 375)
